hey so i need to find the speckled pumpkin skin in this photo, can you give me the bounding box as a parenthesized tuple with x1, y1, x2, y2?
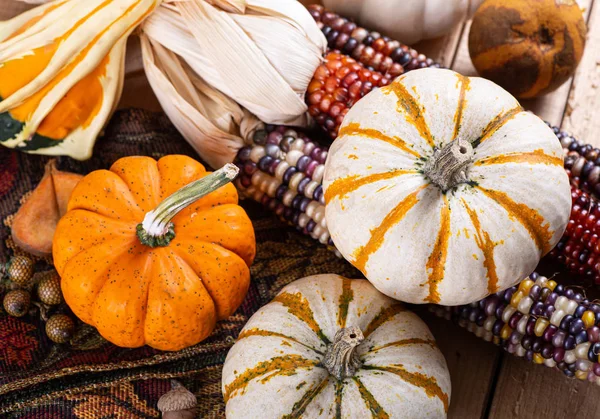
(53, 155, 256, 351)
(468, 0, 587, 99)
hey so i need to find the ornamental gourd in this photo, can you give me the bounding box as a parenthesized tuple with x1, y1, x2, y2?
(222, 274, 451, 418)
(53, 155, 256, 351)
(0, 0, 160, 159)
(321, 0, 483, 44)
(323, 68, 571, 306)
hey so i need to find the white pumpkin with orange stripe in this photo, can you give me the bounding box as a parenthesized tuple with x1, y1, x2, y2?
(0, 0, 160, 159)
(222, 274, 451, 418)
(323, 68, 571, 306)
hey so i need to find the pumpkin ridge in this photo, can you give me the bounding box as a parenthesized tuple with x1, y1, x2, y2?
(461, 200, 500, 294)
(324, 170, 418, 205)
(423, 195, 450, 304)
(90, 245, 153, 346)
(272, 292, 331, 344)
(351, 376, 390, 418)
(473, 149, 563, 167)
(452, 74, 470, 141)
(223, 355, 320, 403)
(477, 186, 553, 254)
(362, 364, 449, 413)
(383, 82, 434, 149)
(143, 248, 217, 350)
(364, 338, 437, 355)
(338, 123, 421, 158)
(110, 156, 162, 212)
(337, 278, 354, 328)
(334, 379, 343, 419)
(61, 238, 138, 324)
(281, 376, 331, 419)
(352, 184, 428, 273)
(362, 304, 406, 338)
(237, 328, 325, 355)
(475, 105, 523, 146)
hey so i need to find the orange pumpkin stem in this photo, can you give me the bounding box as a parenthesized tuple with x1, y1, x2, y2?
(136, 163, 240, 247)
(422, 138, 474, 192)
(322, 325, 364, 380)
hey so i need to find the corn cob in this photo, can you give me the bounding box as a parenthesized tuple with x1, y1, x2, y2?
(307, 52, 392, 139)
(306, 5, 441, 139)
(308, 5, 441, 74)
(429, 273, 600, 384)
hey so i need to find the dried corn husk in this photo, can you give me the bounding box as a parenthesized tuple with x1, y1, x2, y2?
(142, 0, 327, 127)
(140, 32, 260, 168)
(0, 0, 161, 160)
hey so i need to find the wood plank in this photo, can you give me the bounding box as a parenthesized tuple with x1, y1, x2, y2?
(413, 23, 467, 68)
(451, 0, 593, 126)
(419, 311, 501, 419)
(489, 356, 600, 419)
(562, 1, 600, 145)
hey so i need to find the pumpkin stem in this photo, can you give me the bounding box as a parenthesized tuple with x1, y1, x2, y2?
(136, 163, 239, 248)
(422, 138, 474, 192)
(323, 326, 364, 380)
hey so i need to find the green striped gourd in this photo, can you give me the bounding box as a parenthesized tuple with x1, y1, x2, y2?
(323, 68, 571, 306)
(222, 274, 451, 418)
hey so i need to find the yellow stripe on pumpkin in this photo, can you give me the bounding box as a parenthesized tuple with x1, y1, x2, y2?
(324, 169, 417, 204)
(362, 304, 406, 338)
(452, 74, 470, 140)
(352, 184, 428, 273)
(362, 364, 449, 413)
(352, 377, 390, 419)
(424, 195, 450, 304)
(477, 106, 523, 145)
(461, 200, 499, 294)
(473, 149, 563, 167)
(281, 377, 331, 419)
(237, 328, 324, 355)
(477, 187, 553, 254)
(337, 278, 354, 328)
(223, 355, 320, 403)
(384, 82, 435, 149)
(273, 292, 331, 344)
(339, 123, 421, 158)
(365, 338, 437, 354)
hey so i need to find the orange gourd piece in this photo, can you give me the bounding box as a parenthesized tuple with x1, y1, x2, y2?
(53, 155, 256, 351)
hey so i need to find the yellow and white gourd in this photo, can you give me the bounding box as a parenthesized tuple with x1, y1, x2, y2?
(323, 68, 571, 306)
(222, 274, 451, 418)
(0, 0, 160, 159)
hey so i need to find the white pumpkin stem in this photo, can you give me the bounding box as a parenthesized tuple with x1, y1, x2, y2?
(423, 138, 474, 192)
(136, 163, 239, 247)
(323, 326, 364, 380)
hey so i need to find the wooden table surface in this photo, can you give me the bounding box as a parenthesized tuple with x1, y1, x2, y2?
(3, 0, 600, 417)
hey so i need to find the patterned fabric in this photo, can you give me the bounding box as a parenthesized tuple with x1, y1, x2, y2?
(0, 109, 360, 418)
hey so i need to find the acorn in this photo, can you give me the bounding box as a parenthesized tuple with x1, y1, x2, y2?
(3, 289, 31, 317)
(45, 314, 75, 344)
(6, 256, 35, 288)
(157, 380, 197, 419)
(37, 270, 62, 305)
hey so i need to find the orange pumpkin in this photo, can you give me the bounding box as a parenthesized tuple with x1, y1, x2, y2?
(53, 155, 256, 351)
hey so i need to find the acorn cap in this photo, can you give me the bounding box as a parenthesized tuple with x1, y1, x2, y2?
(157, 381, 197, 413)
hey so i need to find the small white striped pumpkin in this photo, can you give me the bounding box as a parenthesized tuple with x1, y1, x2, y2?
(222, 274, 451, 418)
(323, 68, 571, 306)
